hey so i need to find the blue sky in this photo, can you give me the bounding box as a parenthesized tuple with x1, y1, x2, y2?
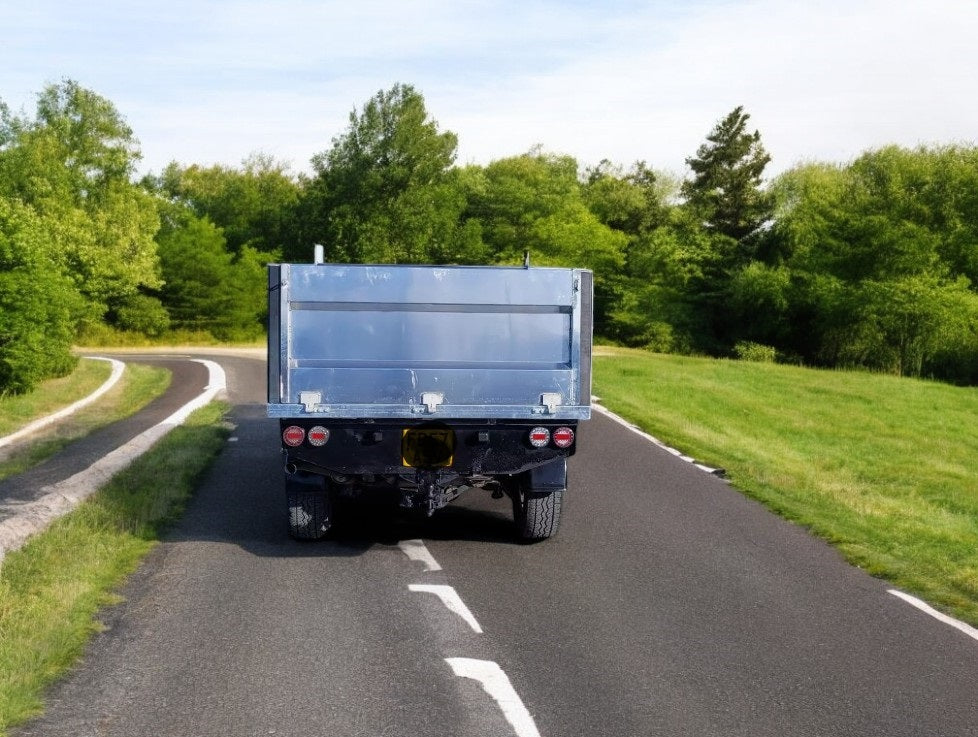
(3, 0, 977, 179)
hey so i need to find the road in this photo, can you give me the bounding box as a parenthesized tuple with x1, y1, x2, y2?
(14, 352, 978, 736)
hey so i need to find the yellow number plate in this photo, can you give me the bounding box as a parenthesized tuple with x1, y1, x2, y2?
(402, 427, 456, 468)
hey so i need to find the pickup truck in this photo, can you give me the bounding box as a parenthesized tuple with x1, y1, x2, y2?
(267, 259, 593, 541)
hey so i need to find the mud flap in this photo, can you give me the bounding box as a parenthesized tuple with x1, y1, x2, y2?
(527, 457, 567, 492)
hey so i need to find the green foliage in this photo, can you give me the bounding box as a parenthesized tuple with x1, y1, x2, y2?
(732, 341, 777, 362)
(305, 83, 468, 264)
(155, 207, 267, 340)
(110, 293, 171, 337)
(582, 160, 670, 236)
(682, 105, 773, 244)
(0, 80, 161, 323)
(767, 146, 978, 377)
(156, 210, 232, 331)
(3, 80, 978, 385)
(0, 198, 82, 393)
(149, 153, 298, 257)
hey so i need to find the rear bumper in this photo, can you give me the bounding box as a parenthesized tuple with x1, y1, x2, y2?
(279, 419, 577, 477)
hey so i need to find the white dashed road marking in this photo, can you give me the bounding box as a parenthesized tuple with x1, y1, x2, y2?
(409, 584, 484, 633)
(446, 658, 543, 737)
(398, 538, 442, 571)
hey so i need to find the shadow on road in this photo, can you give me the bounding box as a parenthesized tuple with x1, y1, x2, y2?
(167, 406, 522, 559)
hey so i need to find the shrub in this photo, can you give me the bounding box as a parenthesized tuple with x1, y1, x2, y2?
(733, 341, 777, 363)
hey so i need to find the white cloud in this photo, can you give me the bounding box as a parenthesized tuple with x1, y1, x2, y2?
(4, 0, 977, 178)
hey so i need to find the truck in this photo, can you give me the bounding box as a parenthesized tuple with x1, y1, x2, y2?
(267, 257, 593, 542)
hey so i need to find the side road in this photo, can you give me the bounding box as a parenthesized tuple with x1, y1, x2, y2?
(0, 355, 228, 564)
(0, 358, 126, 452)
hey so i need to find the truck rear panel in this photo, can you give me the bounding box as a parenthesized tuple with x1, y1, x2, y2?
(267, 263, 593, 421)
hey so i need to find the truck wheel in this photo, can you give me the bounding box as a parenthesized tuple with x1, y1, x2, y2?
(286, 471, 332, 540)
(513, 484, 563, 542)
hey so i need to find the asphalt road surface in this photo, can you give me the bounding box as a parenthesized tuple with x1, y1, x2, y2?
(14, 353, 978, 736)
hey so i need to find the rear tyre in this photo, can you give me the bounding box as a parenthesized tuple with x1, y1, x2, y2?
(286, 471, 332, 540)
(513, 482, 563, 542)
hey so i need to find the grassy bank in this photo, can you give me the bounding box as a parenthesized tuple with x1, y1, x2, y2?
(0, 361, 171, 482)
(0, 359, 111, 437)
(0, 401, 230, 734)
(594, 348, 978, 626)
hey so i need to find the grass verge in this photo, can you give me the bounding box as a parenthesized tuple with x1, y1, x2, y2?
(594, 348, 978, 626)
(0, 401, 230, 734)
(0, 363, 171, 482)
(0, 359, 111, 437)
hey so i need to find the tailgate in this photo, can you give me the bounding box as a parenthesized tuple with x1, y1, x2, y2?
(267, 263, 592, 420)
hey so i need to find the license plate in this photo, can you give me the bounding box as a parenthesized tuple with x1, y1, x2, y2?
(402, 426, 456, 468)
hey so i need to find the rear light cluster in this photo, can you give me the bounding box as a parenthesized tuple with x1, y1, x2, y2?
(528, 426, 575, 449)
(282, 425, 330, 447)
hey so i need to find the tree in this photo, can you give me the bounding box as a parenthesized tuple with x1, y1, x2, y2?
(0, 198, 82, 392)
(155, 206, 266, 340)
(762, 147, 978, 376)
(150, 153, 300, 257)
(682, 106, 773, 246)
(0, 80, 161, 325)
(156, 210, 234, 332)
(466, 150, 625, 270)
(305, 84, 468, 264)
(583, 160, 671, 236)
(463, 149, 626, 331)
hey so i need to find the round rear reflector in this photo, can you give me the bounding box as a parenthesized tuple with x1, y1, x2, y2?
(283, 425, 305, 447)
(307, 426, 330, 446)
(552, 426, 575, 448)
(528, 427, 550, 448)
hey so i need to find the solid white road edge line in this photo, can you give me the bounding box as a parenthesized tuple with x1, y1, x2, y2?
(409, 584, 483, 633)
(398, 539, 442, 571)
(0, 357, 125, 450)
(594, 402, 978, 645)
(888, 589, 978, 643)
(446, 658, 542, 737)
(0, 359, 226, 566)
(592, 403, 725, 477)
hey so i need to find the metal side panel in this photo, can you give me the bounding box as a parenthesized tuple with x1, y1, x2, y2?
(267, 264, 282, 404)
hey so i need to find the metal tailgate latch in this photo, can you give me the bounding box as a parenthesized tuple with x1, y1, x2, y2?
(421, 392, 444, 414)
(540, 393, 562, 414)
(299, 391, 322, 413)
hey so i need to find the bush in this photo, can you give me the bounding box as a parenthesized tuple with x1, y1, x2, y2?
(733, 341, 777, 363)
(111, 293, 171, 336)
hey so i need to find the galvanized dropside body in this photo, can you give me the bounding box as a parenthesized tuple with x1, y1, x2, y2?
(267, 262, 593, 538)
(267, 263, 593, 421)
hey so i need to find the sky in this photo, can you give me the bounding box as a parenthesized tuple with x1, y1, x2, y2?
(3, 0, 977, 180)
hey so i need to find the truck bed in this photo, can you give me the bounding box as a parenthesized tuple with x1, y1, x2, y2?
(267, 263, 592, 420)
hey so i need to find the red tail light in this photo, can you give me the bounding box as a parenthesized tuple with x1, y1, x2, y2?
(307, 426, 330, 446)
(283, 425, 305, 447)
(528, 427, 550, 448)
(552, 426, 575, 448)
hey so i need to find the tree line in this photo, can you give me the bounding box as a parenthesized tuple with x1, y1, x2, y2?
(1, 80, 976, 393)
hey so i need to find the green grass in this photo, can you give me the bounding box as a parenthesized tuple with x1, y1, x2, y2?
(594, 348, 978, 626)
(0, 401, 230, 734)
(0, 359, 111, 437)
(0, 363, 172, 482)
